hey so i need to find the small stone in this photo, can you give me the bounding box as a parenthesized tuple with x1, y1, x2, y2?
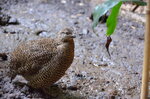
(67, 85, 78, 91)
(12, 75, 28, 84)
(0, 13, 11, 26)
(75, 73, 83, 78)
(101, 88, 105, 91)
(27, 95, 32, 98)
(39, 31, 48, 37)
(9, 17, 19, 25)
(79, 10, 85, 14)
(82, 29, 89, 35)
(74, 21, 79, 25)
(78, 3, 84, 6)
(93, 63, 108, 67)
(71, 15, 77, 19)
(0, 53, 7, 61)
(61, 0, 67, 4)
(106, 81, 110, 84)
(9, 93, 16, 98)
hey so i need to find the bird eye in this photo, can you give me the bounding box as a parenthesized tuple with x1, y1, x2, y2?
(66, 32, 72, 35)
(66, 32, 69, 34)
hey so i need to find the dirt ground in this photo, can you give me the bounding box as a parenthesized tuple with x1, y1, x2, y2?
(0, 0, 146, 99)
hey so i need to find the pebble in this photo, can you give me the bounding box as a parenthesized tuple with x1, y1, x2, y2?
(0, 13, 11, 26)
(67, 85, 78, 91)
(61, 0, 67, 4)
(9, 17, 19, 25)
(82, 29, 89, 35)
(38, 31, 48, 37)
(78, 3, 84, 6)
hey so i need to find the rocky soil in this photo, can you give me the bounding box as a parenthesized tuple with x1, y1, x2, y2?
(0, 0, 146, 99)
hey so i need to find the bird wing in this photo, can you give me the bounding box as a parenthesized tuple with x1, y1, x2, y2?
(18, 50, 57, 76)
(13, 38, 58, 76)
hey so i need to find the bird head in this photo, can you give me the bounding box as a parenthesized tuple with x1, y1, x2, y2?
(58, 28, 75, 42)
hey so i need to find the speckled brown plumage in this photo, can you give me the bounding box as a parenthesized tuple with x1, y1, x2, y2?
(9, 28, 74, 88)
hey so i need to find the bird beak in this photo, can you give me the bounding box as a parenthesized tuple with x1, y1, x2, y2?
(70, 35, 76, 38)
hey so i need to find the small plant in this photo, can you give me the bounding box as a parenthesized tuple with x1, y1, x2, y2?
(92, 0, 147, 36)
(92, 0, 147, 55)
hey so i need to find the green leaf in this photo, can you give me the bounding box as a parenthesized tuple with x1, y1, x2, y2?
(92, 0, 147, 29)
(106, 1, 122, 36)
(92, 0, 121, 29)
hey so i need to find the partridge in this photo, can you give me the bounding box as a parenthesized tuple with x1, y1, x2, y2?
(9, 28, 75, 89)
